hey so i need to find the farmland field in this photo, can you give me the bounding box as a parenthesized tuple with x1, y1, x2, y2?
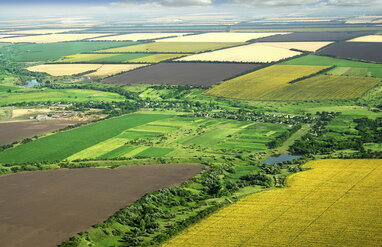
(85, 64, 148, 77)
(318, 42, 382, 63)
(206, 64, 333, 100)
(255, 41, 332, 52)
(97, 42, 243, 53)
(3, 28, 82, 34)
(0, 88, 125, 106)
(163, 159, 382, 247)
(156, 32, 288, 42)
(0, 120, 80, 145)
(348, 35, 382, 42)
(90, 32, 190, 41)
(0, 164, 202, 247)
(27, 64, 103, 76)
(254, 31, 374, 41)
(104, 62, 260, 86)
(176, 43, 301, 63)
(0, 33, 113, 43)
(283, 54, 382, 77)
(57, 53, 186, 63)
(7, 41, 139, 62)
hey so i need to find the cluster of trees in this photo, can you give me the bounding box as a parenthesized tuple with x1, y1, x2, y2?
(268, 124, 302, 149)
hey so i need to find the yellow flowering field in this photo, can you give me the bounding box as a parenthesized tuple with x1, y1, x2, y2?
(163, 159, 382, 247)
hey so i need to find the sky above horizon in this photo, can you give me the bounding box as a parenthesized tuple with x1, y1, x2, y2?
(0, 0, 380, 19)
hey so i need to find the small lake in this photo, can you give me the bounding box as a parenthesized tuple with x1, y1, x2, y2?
(25, 79, 41, 87)
(261, 153, 301, 165)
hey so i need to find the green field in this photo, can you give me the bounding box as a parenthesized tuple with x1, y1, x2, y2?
(0, 113, 172, 164)
(0, 112, 294, 164)
(0, 88, 125, 105)
(6, 41, 139, 62)
(283, 54, 382, 77)
(97, 42, 243, 53)
(57, 53, 186, 63)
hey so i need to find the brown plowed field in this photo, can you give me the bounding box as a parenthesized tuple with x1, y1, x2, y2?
(255, 31, 374, 42)
(103, 62, 260, 86)
(0, 164, 202, 247)
(0, 120, 80, 145)
(317, 42, 382, 63)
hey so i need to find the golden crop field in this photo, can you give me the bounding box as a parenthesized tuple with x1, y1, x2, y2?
(256, 41, 333, 52)
(157, 32, 288, 42)
(128, 54, 189, 63)
(85, 64, 147, 77)
(163, 159, 382, 247)
(206, 64, 327, 100)
(0, 33, 112, 43)
(3, 29, 82, 35)
(90, 32, 190, 41)
(96, 42, 243, 53)
(176, 44, 301, 63)
(58, 53, 117, 63)
(27, 64, 102, 76)
(348, 35, 382, 42)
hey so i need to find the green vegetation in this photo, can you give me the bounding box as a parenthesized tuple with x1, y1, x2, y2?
(3, 41, 139, 62)
(0, 88, 125, 106)
(283, 54, 382, 77)
(0, 113, 172, 164)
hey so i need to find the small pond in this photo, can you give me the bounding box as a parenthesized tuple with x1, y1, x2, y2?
(25, 79, 42, 87)
(261, 153, 301, 165)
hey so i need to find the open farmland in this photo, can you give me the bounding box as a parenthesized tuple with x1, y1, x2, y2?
(104, 62, 260, 86)
(0, 113, 172, 164)
(0, 164, 202, 247)
(318, 42, 382, 63)
(57, 53, 186, 63)
(163, 159, 382, 247)
(283, 54, 382, 77)
(254, 31, 374, 41)
(85, 64, 148, 77)
(156, 32, 288, 42)
(0, 33, 113, 43)
(207, 65, 379, 101)
(0, 120, 80, 145)
(255, 41, 332, 52)
(3, 29, 82, 34)
(348, 35, 382, 42)
(97, 42, 243, 53)
(8, 41, 139, 62)
(0, 88, 125, 106)
(176, 43, 301, 63)
(90, 32, 190, 41)
(27, 64, 102, 76)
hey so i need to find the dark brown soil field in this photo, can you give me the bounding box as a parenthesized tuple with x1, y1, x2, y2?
(0, 164, 202, 247)
(254, 31, 374, 42)
(0, 120, 80, 145)
(317, 42, 382, 63)
(103, 62, 260, 86)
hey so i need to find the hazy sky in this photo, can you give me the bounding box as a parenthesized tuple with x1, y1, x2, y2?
(0, 0, 380, 19)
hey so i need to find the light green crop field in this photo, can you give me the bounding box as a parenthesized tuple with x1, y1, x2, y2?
(96, 42, 243, 53)
(0, 113, 172, 164)
(6, 41, 139, 62)
(0, 112, 293, 164)
(0, 88, 125, 106)
(283, 54, 382, 77)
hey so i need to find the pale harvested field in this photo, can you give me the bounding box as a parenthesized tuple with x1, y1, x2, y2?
(27, 64, 102, 76)
(348, 35, 382, 42)
(12, 108, 51, 119)
(176, 44, 301, 63)
(0, 33, 112, 43)
(0, 35, 13, 39)
(85, 64, 148, 77)
(157, 32, 288, 42)
(91, 33, 190, 41)
(163, 159, 382, 247)
(3, 29, 82, 35)
(256, 41, 333, 52)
